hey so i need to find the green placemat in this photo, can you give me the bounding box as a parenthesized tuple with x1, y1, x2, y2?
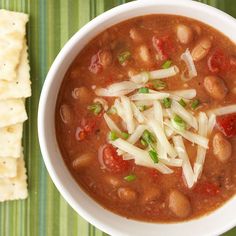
(0, 0, 235, 235)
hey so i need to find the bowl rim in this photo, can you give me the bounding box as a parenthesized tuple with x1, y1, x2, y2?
(38, 0, 236, 235)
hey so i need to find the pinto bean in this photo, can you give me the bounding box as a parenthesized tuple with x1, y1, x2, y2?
(204, 76, 228, 100)
(60, 104, 72, 124)
(72, 86, 93, 104)
(72, 152, 94, 170)
(117, 187, 137, 202)
(176, 24, 193, 44)
(138, 45, 151, 63)
(104, 175, 121, 188)
(129, 28, 142, 42)
(168, 190, 191, 218)
(213, 132, 232, 163)
(191, 38, 212, 61)
(141, 187, 161, 204)
(99, 49, 112, 67)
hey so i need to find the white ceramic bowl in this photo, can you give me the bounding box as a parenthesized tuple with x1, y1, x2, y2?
(38, 1, 236, 235)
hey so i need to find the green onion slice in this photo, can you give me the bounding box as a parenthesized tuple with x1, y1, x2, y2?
(162, 60, 172, 69)
(178, 99, 186, 107)
(108, 131, 118, 141)
(138, 87, 149, 94)
(162, 97, 172, 108)
(191, 99, 200, 110)
(87, 102, 102, 115)
(138, 105, 147, 112)
(141, 130, 156, 150)
(152, 80, 167, 90)
(142, 130, 156, 144)
(171, 115, 186, 131)
(140, 138, 148, 147)
(121, 132, 130, 140)
(124, 174, 136, 182)
(118, 51, 131, 64)
(148, 150, 159, 163)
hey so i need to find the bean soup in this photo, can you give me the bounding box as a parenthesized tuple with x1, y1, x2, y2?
(55, 15, 236, 222)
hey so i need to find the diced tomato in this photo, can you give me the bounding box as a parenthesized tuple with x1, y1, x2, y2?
(152, 35, 174, 61)
(207, 50, 229, 73)
(75, 118, 97, 141)
(89, 50, 103, 74)
(216, 113, 236, 137)
(102, 144, 132, 173)
(194, 182, 220, 196)
(83, 119, 96, 133)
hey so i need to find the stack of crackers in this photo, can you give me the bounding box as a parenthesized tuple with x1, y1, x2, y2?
(0, 10, 31, 201)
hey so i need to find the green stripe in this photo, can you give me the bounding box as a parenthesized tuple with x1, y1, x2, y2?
(0, 0, 235, 236)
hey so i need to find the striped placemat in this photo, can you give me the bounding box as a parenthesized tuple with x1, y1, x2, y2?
(0, 0, 235, 235)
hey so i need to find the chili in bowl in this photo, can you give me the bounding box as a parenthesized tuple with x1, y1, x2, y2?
(38, 0, 236, 235)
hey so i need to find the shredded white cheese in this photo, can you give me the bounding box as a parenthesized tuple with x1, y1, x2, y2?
(207, 113, 216, 136)
(180, 48, 197, 80)
(171, 100, 198, 130)
(173, 135, 195, 188)
(131, 102, 145, 123)
(95, 81, 143, 97)
(168, 89, 196, 100)
(153, 100, 163, 127)
(130, 92, 169, 101)
(103, 113, 122, 134)
(165, 120, 209, 149)
(207, 104, 236, 116)
(149, 66, 179, 79)
(194, 112, 208, 181)
(120, 96, 135, 134)
(111, 138, 173, 174)
(147, 119, 177, 158)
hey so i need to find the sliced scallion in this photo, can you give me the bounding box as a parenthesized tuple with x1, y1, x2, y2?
(124, 174, 136, 182)
(138, 105, 147, 112)
(162, 60, 172, 69)
(138, 87, 149, 94)
(142, 130, 156, 144)
(191, 99, 200, 110)
(118, 51, 131, 64)
(121, 132, 130, 140)
(171, 114, 186, 131)
(108, 131, 118, 141)
(178, 98, 187, 107)
(152, 80, 167, 90)
(148, 149, 159, 163)
(162, 97, 172, 108)
(140, 138, 148, 147)
(87, 102, 102, 115)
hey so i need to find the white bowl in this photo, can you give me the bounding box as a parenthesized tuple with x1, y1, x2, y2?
(38, 1, 236, 235)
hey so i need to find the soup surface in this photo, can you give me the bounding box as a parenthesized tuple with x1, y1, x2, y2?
(55, 15, 236, 222)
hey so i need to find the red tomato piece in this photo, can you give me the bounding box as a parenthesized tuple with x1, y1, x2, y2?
(152, 35, 173, 61)
(102, 144, 132, 173)
(194, 182, 220, 196)
(75, 118, 98, 141)
(83, 119, 96, 133)
(216, 113, 236, 137)
(89, 50, 103, 74)
(207, 50, 229, 73)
